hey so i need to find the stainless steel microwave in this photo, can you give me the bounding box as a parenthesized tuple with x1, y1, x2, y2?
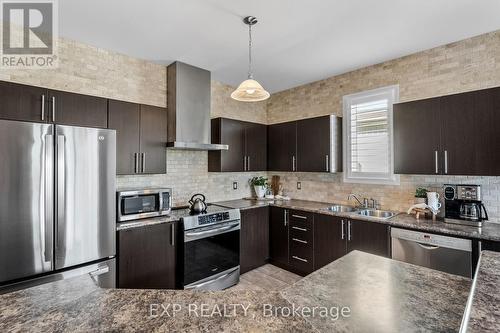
(117, 188, 172, 222)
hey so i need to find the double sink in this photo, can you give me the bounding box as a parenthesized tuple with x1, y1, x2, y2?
(324, 205, 398, 220)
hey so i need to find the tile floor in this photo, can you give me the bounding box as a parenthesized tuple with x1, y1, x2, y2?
(228, 264, 302, 292)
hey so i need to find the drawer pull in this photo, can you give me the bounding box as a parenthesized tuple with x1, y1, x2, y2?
(292, 255, 308, 263)
(292, 214, 307, 220)
(292, 238, 308, 244)
(291, 226, 307, 232)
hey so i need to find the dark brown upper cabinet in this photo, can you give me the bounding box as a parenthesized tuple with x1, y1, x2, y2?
(48, 90, 108, 128)
(208, 118, 267, 172)
(268, 121, 297, 171)
(297, 116, 331, 172)
(0, 81, 107, 128)
(394, 86, 500, 176)
(109, 101, 167, 175)
(0, 81, 47, 123)
(139, 105, 167, 174)
(108, 100, 141, 175)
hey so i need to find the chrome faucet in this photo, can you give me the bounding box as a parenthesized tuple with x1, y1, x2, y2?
(348, 194, 365, 208)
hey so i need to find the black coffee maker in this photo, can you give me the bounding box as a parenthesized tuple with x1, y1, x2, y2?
(444, 184, 488, 227)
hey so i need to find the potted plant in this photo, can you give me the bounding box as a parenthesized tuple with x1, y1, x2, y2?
(415, 187, 428, 204)
(249, 176, 268, 198)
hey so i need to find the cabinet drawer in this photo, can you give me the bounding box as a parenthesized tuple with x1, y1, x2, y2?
(290, 227, 312, 243)
(290, 242, 314, 273)
(289, 210, 314, 223)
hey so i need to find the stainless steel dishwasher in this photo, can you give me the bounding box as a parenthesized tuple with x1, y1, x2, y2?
(391, 228, 472, 278)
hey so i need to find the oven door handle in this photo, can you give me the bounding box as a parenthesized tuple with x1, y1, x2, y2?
(185, 222, 240, 241)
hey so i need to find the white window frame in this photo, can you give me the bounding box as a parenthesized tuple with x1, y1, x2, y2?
(342, 85, 400, 185)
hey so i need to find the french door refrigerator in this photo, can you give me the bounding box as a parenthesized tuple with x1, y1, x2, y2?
(0, 119, 116, 292)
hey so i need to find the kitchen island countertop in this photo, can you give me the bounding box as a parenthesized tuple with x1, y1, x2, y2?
(0, 251, 472, 332)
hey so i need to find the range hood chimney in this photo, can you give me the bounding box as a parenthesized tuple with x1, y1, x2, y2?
(166, 61, 228, 150)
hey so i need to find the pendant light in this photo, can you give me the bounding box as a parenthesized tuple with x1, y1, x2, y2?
(231, 16, 270, 102)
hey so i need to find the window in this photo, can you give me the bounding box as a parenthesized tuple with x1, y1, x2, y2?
(343, 85, 399, 184)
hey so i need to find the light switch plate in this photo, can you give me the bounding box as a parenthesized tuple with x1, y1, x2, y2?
(297, 182, 301, 190)
(233, 182, 238, 190)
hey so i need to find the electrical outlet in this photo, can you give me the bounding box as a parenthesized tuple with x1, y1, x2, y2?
(297, 182, 301, 190)
(233, 182, 238, 190)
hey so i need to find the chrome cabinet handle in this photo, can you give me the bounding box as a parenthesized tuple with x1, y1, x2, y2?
(141, 152, 146, 173)
(171, 223, 175, 246)
(326, 155, 329, 172)
(291, 214, 307, 220)
(247, 156, 250, 171)
(41, 95, 45, 121)
(291, 226, 307, 232)
(292, 255, 308, 263)
(243, 156, 247, 171)
(347, 221, 352, 241)
(52, 96, 56, 122)
(444, 150, 448, 174)
(284, 210, 288, 226)
(341, 220, 345, 240)
(292, 156, 296, 171)
(435, 150, 438, 174)
(292, 238, 308, 244)
(134, 153, 138, 173)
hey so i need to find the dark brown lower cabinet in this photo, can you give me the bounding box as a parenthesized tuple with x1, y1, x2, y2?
(347, 219, 390, 257)
(240, 207, 269, 274)
(313, 214, 346, 270)
(118, 222, 178, 289)
(269, 207, 289, 266)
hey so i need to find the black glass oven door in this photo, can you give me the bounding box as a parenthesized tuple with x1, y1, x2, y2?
(184, 228, 240, 286)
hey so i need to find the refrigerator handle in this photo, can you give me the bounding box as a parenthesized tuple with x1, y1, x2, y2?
(56, 135, 66, 252)
(44, 134, 54, 265)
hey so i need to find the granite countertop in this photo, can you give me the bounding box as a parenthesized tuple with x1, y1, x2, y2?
(281, 251, 471, 332)
(215, 198, 500, 242)
(0, 251, 472, 332)
(461, 250, 500, 332)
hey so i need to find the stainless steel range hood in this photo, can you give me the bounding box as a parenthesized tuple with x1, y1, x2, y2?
(166, 61, 228, 150)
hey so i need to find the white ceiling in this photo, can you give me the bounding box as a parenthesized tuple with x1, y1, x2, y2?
(59, 0, 500, 93)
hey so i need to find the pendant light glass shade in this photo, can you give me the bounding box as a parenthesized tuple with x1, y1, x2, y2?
(231, 16, 270, 102)
(231, 78, 270, 102)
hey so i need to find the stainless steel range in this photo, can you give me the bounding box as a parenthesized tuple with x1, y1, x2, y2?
(181, 205, 241, 290)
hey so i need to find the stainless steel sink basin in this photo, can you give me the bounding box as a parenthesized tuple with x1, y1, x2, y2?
(325, 205, 357, 213)
(356, 209, 397, 219)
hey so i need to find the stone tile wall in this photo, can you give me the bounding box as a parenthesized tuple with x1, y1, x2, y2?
(266, 30, 500, 220)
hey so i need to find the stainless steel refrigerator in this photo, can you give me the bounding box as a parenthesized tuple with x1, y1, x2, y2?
(0, 119, 116, 292)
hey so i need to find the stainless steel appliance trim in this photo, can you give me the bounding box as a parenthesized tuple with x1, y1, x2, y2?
(51, 96, 55, 122)
(341, 220, 345, 240)
(41, 94, 45, 121)
(118, 188, 172, 197)
(459, 252, 482, 333)
(184, 221, 240, 243)
(292, 238, 308, 244)
(417, 243, 439, 250)
(291, 214, 307, 220)
(444, 217, 483, 228)
(184, 266, 239, 291)
(444, 150, 448, 174)
(391, 227, 472, 251)
(44, 134, 54, 264)
(291, 226, 307, 232)
(292, 255, 308, 263)
(166, 142, 229, 150)
(0, 258, 116, 294)
(435, 150, 438, 174)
